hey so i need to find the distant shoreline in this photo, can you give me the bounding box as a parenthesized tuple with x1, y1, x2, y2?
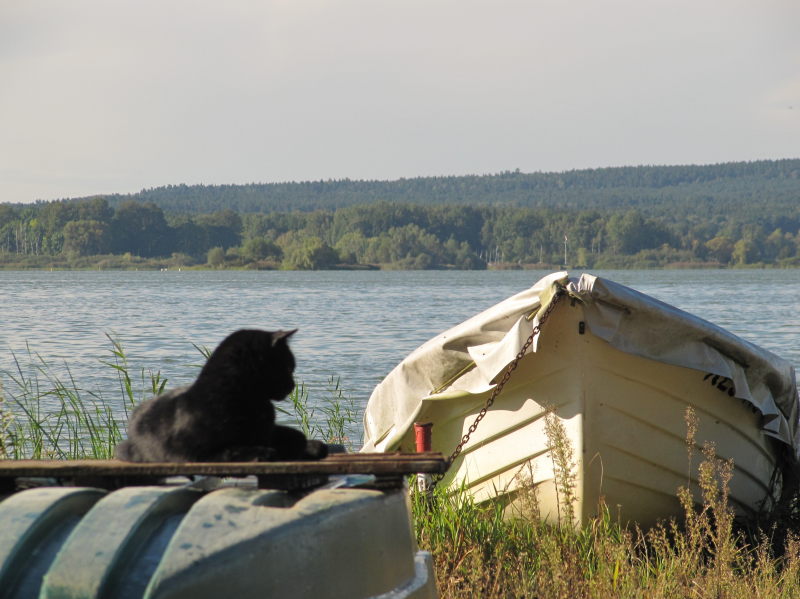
(0, 258, 779, 271)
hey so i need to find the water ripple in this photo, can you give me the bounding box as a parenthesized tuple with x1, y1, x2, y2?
(2, 269, 799, 445)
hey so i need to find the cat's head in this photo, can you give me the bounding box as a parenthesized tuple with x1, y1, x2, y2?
(202, 328, 297, 400)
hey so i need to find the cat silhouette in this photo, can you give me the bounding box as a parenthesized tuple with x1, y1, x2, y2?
(115, 329, 327, 462)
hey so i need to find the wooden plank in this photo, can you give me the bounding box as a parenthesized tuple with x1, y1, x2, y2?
(0, 453, 447, 479)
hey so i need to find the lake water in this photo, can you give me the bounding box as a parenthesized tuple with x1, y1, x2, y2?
(2, 269, 799, 445)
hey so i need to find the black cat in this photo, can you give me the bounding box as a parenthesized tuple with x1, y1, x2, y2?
(114, 329, 327, 462)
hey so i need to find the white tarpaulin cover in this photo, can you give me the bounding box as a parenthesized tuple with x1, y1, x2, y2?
(361, 272, 800, 454)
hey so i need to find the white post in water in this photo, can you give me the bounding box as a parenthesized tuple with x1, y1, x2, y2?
(563, 234, 568, 268)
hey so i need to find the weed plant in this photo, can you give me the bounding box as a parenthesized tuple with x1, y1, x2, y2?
(411, 406, 800, 598)
(0, 336, 359, 458)
(0, 336, 167, 459)
(277, 374, 360, 451)
(4, 343, 800, 598)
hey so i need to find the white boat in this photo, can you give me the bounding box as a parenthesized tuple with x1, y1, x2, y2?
(362, 272, 800, 527)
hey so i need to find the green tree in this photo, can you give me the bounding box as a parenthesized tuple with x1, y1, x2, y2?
(77, 197, 114, 223)
(207, 246, 225, 268)
(279, 234, 339, 270)
(606, 211, 671, 255)
(576, 247, 589, 267)
(480, 208, 544, 263)
(764, 228, 793, 262)
(62, 220, 111, 256)
(334, 231, 368, 264)
(37, 201, 78, 254)
(705, 236, 735, 264)
(732, 238, 760, 265)
(0, 205, 17, 230)
(242, 237, 281, 262)
(110, 201, 170, 257)
(363, 224, 445, 266)
(195, 209, 243, 232)
(195, 210, 243, 250)
(173, 220, 210, 258)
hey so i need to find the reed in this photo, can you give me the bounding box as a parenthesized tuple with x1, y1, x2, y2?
(0, 336, 359, 458)
(3, 344, 800, 598)
(278, 374, 360, 451)
(0, 337, 166, 460)
(411, 406, 800, 598)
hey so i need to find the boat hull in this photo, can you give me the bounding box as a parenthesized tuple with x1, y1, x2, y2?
(395, 298, 781, 528)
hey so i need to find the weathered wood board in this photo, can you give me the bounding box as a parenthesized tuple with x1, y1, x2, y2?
(0, 452, 447, 492)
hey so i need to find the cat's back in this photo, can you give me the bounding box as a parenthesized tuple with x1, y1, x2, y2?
(116, 385, 191, 461)
(128, 385, 191, 430)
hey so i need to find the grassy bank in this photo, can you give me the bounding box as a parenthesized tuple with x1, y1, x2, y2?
(412, 414, 800, 598)
(2, 341, 800, 598)
(0, 337, 359, 459)
(413, 488, 800, 598)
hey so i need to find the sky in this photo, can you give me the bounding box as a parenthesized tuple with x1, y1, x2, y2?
(1, 1, 798, 204)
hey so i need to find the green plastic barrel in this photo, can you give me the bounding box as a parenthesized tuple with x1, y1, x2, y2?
(0, 485, 436, 599)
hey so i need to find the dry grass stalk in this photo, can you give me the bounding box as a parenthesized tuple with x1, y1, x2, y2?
(413, 405, 800, 598)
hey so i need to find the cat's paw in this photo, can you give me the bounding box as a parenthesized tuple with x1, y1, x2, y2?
(216, 446, 277, 462)
(303, 440, 328, 460)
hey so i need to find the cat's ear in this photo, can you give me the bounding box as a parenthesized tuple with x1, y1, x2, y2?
(272, 329, 297, 345)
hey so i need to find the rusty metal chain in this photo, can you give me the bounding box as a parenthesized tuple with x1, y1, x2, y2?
(429, 286, 566, 488)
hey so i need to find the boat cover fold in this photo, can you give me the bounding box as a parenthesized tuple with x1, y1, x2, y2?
(361, 272, 799, 455)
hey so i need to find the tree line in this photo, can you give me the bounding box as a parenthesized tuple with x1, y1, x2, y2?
(70, 158, 799, 216)
(2, 190, 800, 269)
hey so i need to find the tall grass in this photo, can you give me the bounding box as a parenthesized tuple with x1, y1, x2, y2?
(277, 374, 360, 451)
(413, 486, 800, 598)
(0, 336, 358, 459)
(4, 343, 800, 598)
(411, 406, 800, 598)
(0, 336, 167, 459)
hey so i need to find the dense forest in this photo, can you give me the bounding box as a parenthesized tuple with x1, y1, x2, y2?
(1, 159, 799, 270)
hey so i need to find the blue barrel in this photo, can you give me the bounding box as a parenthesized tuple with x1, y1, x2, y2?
(0, 485, 436, 599)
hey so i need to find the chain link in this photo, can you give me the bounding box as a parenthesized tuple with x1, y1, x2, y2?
(430, 286, 566, 488)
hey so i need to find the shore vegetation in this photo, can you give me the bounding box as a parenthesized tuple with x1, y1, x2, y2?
(2, 339, 800, 598)
(2, 159, 800, 270)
